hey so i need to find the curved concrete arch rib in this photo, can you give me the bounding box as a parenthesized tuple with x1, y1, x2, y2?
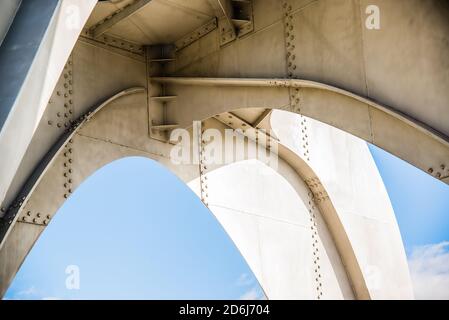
(0, 88, 373, 300)
(0, 87, 146, 240)
(152, 76, 449, 185)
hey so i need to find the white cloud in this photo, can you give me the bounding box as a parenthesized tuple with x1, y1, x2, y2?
(408, 241, 449, 300)
(235, 273, 266, 300)
(17, 286, 37, 297)
(235, 273, 254, 287)
(240, 286, 265, 300)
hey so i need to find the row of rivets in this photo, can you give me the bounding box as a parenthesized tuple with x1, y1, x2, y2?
(427, 164, 449, 180)
(81, 28, 145, 56)
(284, 2, 322, 299)
(1, 196, 26, 226)
(283, 2, 309, 163)
(197, 121, 209, 207)
(20, 210, 51, 226)
(305, 177, 330, 203)
(63, 55, 74, 200)
(307, 190, 324, 300)
(84, 1, 145, 55)
(283, 2, 297, 79)
(47, 59, 74, 129)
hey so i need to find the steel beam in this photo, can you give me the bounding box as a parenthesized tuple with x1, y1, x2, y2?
(91, 0, 153, 38)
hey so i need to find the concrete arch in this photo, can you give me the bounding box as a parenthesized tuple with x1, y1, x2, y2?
(4, 0, 449, 216)
(0, 87, 411, 299)
(0, 88, 367, 299)
(3, 0, 438, 299)
(152, 76, 449, 185)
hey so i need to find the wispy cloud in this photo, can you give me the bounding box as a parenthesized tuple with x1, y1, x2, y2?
(16, 286, 38, 297)
(5, 285, 59, 300)
(235, 273, 254, 287)
(408, 241, 449, 300)
(235, 273, 266, 300)
(240, 286, 266, 300)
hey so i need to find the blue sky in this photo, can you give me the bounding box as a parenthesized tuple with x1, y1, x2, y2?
(368, 145, 449, 250)
(5, 158, 264, 300)
(4, 144, 449, 300)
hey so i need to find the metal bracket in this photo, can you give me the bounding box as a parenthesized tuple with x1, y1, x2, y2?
(146, 46, 179, 142)
(218, 0, 254, 46)
(218, 17, 237, 46)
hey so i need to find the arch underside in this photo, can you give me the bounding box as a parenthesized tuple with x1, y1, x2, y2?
(0, 87, 412, 299)
(1, 0, 447, 300)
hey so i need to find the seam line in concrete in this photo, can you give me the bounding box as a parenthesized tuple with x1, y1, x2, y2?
(76, 133, 171, 160)
(209, 203, 308, 228)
